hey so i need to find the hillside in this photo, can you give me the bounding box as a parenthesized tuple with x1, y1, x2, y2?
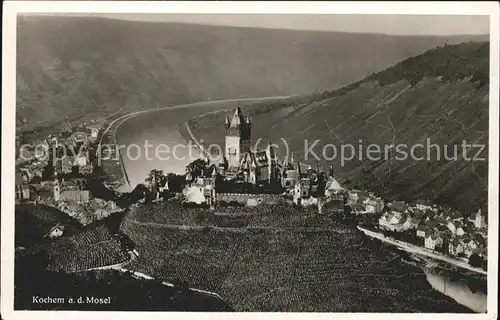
(16, 16, 487, 133)
(15, 203, 83, 247)
(187, 41, 489, 211)
(120, 203, 473, 312)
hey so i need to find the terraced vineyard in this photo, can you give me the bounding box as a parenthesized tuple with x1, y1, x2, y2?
(18, 224, 131, 273)
(122, 204, 472, 312)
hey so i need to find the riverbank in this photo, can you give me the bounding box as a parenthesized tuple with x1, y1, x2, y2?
(357, 226, 487, 275)
(98, 112, 137, 192)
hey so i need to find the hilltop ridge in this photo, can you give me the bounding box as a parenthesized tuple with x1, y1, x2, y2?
(16, 16, 487, 134)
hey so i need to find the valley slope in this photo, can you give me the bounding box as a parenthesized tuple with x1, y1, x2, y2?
(187, 41, 489, 211)
(16, 16, 487, 135)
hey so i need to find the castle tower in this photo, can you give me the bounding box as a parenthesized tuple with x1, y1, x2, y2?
(151, 171, 158, 201)
(225, 106, 251, 168)
(296, 159, 302, 177)
(53, 175, 61, 202)
(266, 142, 277, 183)
(206, 165, 218, 210)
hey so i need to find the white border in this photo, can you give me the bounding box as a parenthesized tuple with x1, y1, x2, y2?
(2, 2, 499, 320)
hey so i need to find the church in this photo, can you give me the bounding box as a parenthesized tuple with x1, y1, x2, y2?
(220, 106, 279, 185)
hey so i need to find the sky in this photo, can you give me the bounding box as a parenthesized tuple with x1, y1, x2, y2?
(82, 13, 490, 36)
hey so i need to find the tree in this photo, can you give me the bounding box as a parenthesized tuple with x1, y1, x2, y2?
(185, 159, 208, 179)
(145, 169, 165, 187)
(468, 253, 483, 268)
(166, 173, 186, 193)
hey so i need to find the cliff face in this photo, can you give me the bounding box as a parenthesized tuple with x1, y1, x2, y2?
(16, 16, 487, 132)
(188, 42, 489, 211)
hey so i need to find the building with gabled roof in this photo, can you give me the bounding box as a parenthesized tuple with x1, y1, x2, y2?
(15, 171, 32, 202)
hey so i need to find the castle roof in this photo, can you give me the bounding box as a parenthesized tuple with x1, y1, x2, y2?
(241, 151, 269, 169)
(229, 107, 247, 128)
(325, 177, 343, 191)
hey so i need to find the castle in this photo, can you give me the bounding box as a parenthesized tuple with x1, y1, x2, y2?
(184, 105, 346, 212)
(220, 107, 278, 184)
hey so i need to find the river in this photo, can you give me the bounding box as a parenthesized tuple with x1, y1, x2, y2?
(116, 98, 287, 188)
(422, 267, 487, 312)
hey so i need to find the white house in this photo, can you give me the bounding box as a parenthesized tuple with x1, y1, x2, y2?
(448, 239, 464, 256)
(416, 203, 433, 211)
(363, 198, 384, 214)
(425, 234, 443, 251)
(447, 221, 457, 234)
(74, 152, 90, 167)
(47, 225, 65, 238)
(464, 239, 478, 257)
(379, 211, 405, 231)
(474, 209, 486, 229)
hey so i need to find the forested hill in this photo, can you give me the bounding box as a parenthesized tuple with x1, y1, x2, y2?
(16, 15, 487, 132)
(188, 41, 490, 211)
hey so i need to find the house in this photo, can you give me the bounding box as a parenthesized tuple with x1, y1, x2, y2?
(363, 198, 384, 214)
(473, 208, 487, 229)
(324, 166, 344, 199)
(379, 211, 404, 231)
(185, 165, 217, 209)
(390, 201, 408, 213)
(58, 189, 91, 203)
(280, 159, 297, 191)
(239, 147, 275, 184)
(416, 224, 428, 238)
(54, 177, 91, 204)
(15, 172, 31, 202)
(474, 233, 487, 248)
(464, 239, 479, 257)
(55, 155, 75, 175)
(34, 140, 50, 161)
(455, 226, 465, 236)
(20, 165, 43, 183)
(349, 203, 366, 215)
(415, 199, 433, 211)
(448, 238, 465, 256)
(86, 124, 102, 141)
(47, 224, 65, 238)
(348, 190, 360, 203)
(348, 190, 369, 204)
(68, 130, 88, 145)
(74, 151, 90, 167)
(323, 174, 345, 211)
(424, 230, 443, 250)
(403, 216, 420, 231)
(446, 221, 457, 234)
(293, 175, 311, 205)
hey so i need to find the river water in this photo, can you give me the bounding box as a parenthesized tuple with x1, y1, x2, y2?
(422, 267, 487, 312)
(115, 99, 487, 313)
(116, 99, 280, 187)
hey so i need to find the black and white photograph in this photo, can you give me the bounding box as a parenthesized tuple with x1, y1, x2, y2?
(2, 1, 499, 318)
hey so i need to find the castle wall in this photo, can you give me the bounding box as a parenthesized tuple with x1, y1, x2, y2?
(217, 193, 283, 206)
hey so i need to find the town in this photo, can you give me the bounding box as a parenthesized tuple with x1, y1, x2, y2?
(15, 105, 488, 276)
